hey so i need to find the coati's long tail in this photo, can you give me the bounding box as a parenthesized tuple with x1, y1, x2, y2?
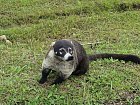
(88, 53, 140, 64)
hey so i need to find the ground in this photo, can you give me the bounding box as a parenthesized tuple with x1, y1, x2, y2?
(0, 0, 140, 104)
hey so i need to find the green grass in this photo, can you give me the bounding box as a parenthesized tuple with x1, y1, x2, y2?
(1, 0, 140, 104)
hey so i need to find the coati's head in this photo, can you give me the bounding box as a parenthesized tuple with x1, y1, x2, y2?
(52, 40, 74, 61)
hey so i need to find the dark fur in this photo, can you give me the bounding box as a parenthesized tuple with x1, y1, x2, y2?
(70, 40, 89, 75)
(89, 53, 140, 64)
(39, 39, 140, 85)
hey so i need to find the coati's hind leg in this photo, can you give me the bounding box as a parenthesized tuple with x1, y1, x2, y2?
(72, 58, 89, 75)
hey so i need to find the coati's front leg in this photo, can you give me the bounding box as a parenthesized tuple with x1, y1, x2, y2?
(39, 68, 51, 84)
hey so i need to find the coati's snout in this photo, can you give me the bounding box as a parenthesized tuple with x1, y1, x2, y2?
(53, 40, 74, 61)
(65, 54, 73, 61)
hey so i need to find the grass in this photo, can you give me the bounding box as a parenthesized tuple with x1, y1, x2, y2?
(0, 0, 140, 104)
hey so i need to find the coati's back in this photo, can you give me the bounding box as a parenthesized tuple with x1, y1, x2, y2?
(71, 40, 89, 64)
(70, 40, 90, 75)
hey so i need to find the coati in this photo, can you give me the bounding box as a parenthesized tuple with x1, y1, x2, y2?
(39, 39, 140, 85)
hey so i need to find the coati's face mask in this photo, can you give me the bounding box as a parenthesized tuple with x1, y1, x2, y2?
(53, 40, 74, 61)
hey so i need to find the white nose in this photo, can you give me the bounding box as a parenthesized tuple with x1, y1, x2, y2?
(64, 53, 72, 61)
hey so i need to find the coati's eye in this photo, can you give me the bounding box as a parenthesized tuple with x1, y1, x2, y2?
(59, 51, 62, 55)
(68, 47, 73, 54)
(59, 48, 66, 55)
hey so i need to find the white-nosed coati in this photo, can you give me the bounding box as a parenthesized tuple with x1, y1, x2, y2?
(39, 39, 140, 85)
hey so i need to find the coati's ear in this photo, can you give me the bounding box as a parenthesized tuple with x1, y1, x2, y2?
(50, 42, 55, 47)
(70, 41, 73, 44)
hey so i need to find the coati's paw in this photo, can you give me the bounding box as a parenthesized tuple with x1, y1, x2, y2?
(38, 79, 47, 84)
(51, 77, 64, 85)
